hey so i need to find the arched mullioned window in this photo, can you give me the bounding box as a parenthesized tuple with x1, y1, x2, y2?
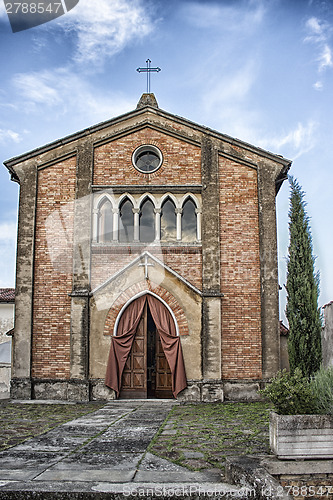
(119, 198, 134, 243)
(93, 193, 201, 244)
(161, 198, 177, 242)
(182, 198, 197, 242)
(98, 198, 113, 243)
(140, 199, 155, 243)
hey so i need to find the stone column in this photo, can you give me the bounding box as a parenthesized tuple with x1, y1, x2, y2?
(10, 162, 38, 399)
(154, 208, 161, 241)
(196, 208, 202, 242)
(176, 208, 182, 241)
(201, 135, 222, 383)
(112, 208, 119, 241)
(133, 208, 140, 241)
(92, 208, 99, 243)
(69, 139, 93, 401)
(257, 161, 281, 379)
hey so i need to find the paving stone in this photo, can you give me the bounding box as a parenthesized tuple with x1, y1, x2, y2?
(54, 424, 107, 436)
(161, 429, 177, 435)
(12, 435, 87, 452)
(133, 470, 221, 483)
(102, 428, 160, 441)
(0, 469, 43, 481)
(182, 451, 205, 459)
(52, 452, 142, 470)
(81, 438, 152, 454)
(34, 468, 136, 482)
(0, 451, 67, 469)
(139, 452, 192, 472)
(0, 399, 247, 496)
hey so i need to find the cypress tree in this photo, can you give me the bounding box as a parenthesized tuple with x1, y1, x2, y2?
(286, 176, 322, 378)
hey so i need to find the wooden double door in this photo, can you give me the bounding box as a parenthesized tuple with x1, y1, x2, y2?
(119, 302, 173, 399)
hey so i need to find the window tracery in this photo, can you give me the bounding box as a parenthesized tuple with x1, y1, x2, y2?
(93, 193, 201, 244)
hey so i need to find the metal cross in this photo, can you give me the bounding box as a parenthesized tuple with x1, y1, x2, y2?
(136, 59, 161, 93)
(139, 254, 154, 280)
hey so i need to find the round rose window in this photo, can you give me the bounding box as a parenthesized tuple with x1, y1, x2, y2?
(132, 145, 163, 173)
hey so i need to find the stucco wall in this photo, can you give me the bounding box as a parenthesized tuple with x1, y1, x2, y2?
(0, 303, 14, 341)
(0, 363, 11, 399)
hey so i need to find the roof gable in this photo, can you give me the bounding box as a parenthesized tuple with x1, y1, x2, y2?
(4, 94, 291, 188)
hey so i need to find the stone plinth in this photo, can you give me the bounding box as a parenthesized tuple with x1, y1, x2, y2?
(270, 412, 333, 459)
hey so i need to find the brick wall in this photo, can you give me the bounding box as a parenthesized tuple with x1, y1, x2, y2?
(32, 157, 76, 379)
(94, 128, 202, 185)
(219, 158, 262, 379)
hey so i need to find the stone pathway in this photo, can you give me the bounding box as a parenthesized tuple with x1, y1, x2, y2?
(0, 401, 243, 498)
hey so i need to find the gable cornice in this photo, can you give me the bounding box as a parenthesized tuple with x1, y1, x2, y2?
(4, 103, 291, 172)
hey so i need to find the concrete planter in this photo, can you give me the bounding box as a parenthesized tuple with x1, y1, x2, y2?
(270, 411, 333, 459)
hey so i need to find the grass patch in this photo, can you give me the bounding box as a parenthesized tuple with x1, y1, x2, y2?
(149, 401, 272, 480)
(0, 401, 104, 452)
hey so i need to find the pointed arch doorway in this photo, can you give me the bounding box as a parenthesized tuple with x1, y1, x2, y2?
(105, 292, 187, 400)
(121, 301, 172, 398)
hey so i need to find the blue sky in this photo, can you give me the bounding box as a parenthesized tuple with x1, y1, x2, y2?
(0, 0, 332, 321)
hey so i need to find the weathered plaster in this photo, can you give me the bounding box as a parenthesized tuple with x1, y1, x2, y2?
(201, 135, 222, 380)
(0, 303, 14, 340)
(70, 140, 93, 386)
(10, 162, 38, 398)
(257, 160, 281, 378)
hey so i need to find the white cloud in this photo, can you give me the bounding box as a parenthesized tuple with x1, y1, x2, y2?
(57, 0, 156, 67)
(0, 223, 17, 242)
(304, 16, 333, 87)
(181, 0, 267, 32)
(12, 67, 135, 123)
(258, 121, 318, 159)
(318, 44, 333, 71)
(14, 73, 62, 106)
(0, 129, 21, 143)
(202, 61, 257, 111)
(305, 16, 326, 39)
(313, 80, 323, 90)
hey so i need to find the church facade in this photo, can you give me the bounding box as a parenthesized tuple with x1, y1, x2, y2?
(4, 94, 291, 402)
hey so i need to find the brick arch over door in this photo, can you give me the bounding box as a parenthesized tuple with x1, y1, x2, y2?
(103, 281, 189, 337)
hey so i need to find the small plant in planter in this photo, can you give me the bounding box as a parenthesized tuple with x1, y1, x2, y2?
(261, 367, 333, 459)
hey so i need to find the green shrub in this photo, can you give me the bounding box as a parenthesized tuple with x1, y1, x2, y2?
(310, 365, 333, 415)
(260, 368, 318, 415)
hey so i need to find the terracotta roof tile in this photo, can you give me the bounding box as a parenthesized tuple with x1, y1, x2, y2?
(0, 288, 15, 303)
(280, 320, 289, 336)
